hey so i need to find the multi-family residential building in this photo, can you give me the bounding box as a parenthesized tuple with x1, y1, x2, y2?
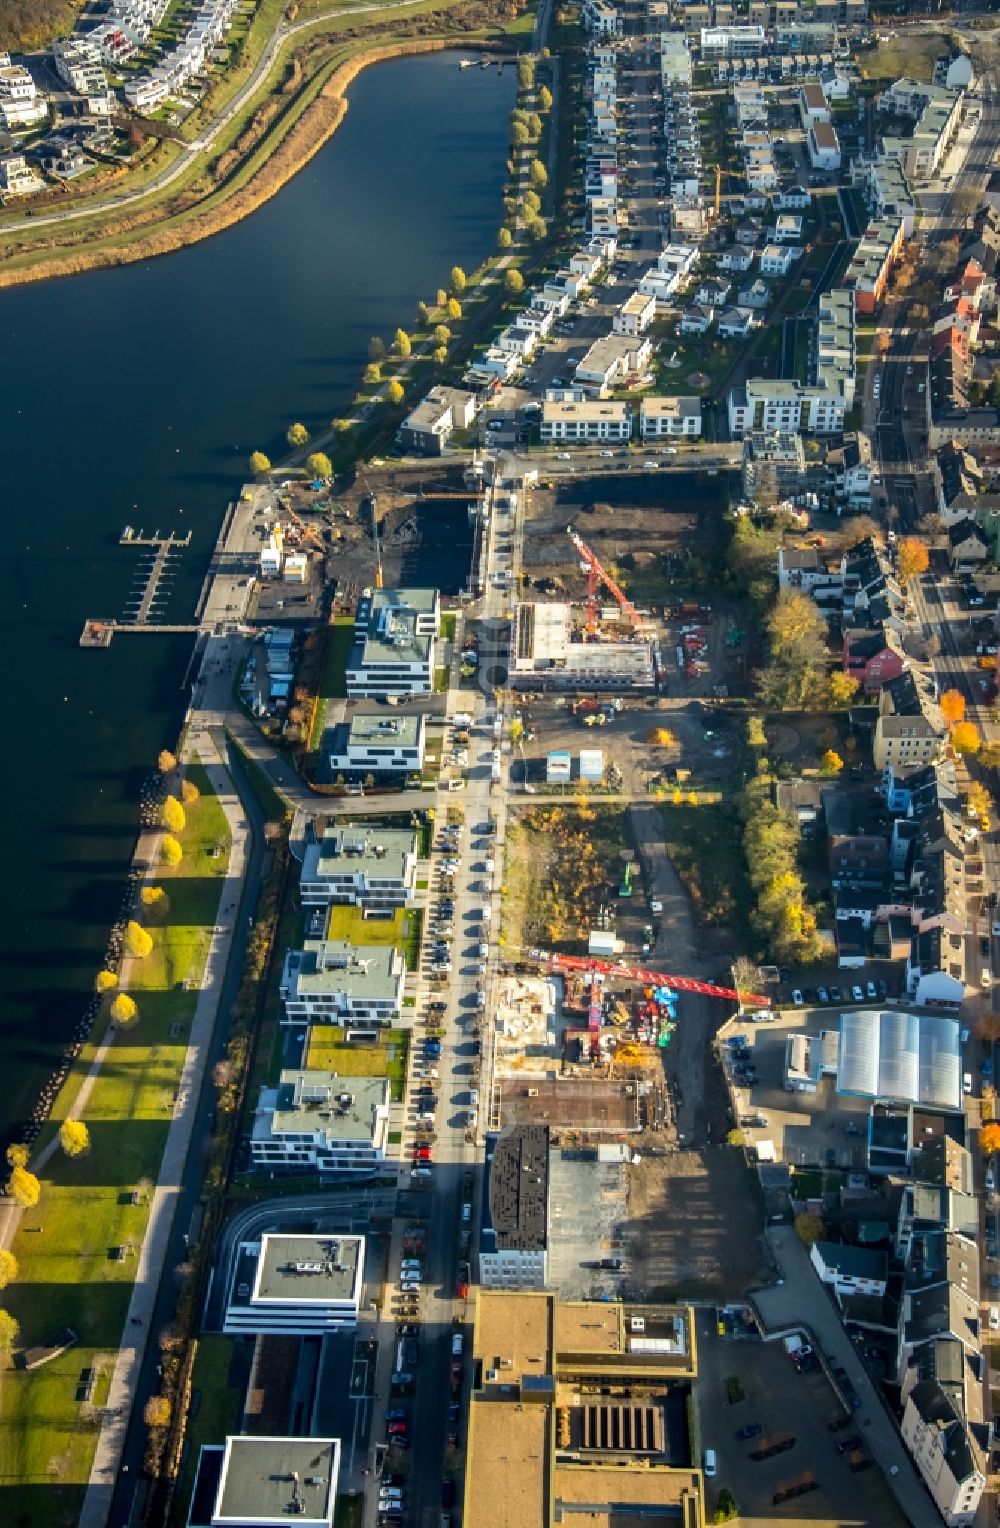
(398, 386, 476, 455)
(799, 80, 832, 129)
(0, 55, 47, 130)
(0, 154, 44, 194)
(760, 243, 798, 276)
(873, 673, 947, 773)
(843, 217, 905, 314)
(299, 823, 418, 910)
(346, 587, 439, 699)
(325, 712, 426, 778)
(612, 291, 656, 336)
(742, 429, 806, 505)
(280, 940, 405, 1028)
(807, 119, 842, 169)
(224, 1233, 364, 1335)
(878, 78, 963, 181)
(729, 376, 847, 436)
(479, 1127, 549, 1290)
(540, 399, 632, 443)
(639, 396, 702, 439)
(249, 1072, 390, 1176)
(574, 335, 652, 395)
(52, 37, 107, 95)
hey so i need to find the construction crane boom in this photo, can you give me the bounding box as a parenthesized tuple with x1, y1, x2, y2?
(527, 949, 770, 1007)
(714, 164, 745, 217)
(567, 527, 641, 631)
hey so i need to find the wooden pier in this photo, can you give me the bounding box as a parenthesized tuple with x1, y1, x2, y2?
(80, 620, 199, 647)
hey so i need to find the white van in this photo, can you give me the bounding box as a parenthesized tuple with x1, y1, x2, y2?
(703, 1450, 717, 1478)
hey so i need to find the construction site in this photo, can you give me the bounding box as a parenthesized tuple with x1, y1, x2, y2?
(243, 461, 482, 621)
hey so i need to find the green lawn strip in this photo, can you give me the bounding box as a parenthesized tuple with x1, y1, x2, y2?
(0, 772, 231, 1504)
(305, 1027, 409, 1100)
(173, 1337, 248, 1522)
(321, 618, 354, 701)
(440, 613, 457, 644)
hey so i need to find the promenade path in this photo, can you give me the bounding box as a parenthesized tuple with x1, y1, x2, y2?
(75, 735, 249, 1528)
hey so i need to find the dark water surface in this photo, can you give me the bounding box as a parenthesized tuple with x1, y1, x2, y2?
(0, 51, 514, 1142)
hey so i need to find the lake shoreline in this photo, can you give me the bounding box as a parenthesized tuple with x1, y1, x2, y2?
(0, 37, 504, 292)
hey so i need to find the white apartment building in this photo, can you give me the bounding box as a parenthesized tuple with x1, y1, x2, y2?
(280, 940, 405, 1028)
(900, 1383, 985, 1527)
(639, 396, 702, 439)
(52, 37, 107, 95)
(224, 1233, 364, 1335)
(729, 376, 848, 436)
(0, 56, 47, 129)
(250, 1072, 390, 1176)
(346, 587, 439, 699)
(807, 119, 842, 169)
(574, 334, 652, 395)
(299, 823, 418, 910)
(612, 291, 656, 336)
(540, 399, 632, 443)
(326, 712, 425, 777)
(192, 1436, 340, 1528)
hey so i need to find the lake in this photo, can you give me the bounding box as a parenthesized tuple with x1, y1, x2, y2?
(0, 48, 515, 1144)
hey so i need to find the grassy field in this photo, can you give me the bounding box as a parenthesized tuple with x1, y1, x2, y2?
(858, 30, 951, 87)
(0, 770, 230, 1521)
(305, 1027, 409, 1100)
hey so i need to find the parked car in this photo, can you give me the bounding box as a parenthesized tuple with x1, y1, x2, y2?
(736, 1422, 762, 1440)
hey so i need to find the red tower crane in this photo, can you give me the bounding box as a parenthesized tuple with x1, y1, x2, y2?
(526, 949, 771, 1008)
(567, 527, 642, 632)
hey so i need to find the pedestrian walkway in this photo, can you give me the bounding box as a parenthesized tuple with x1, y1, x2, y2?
(78, 739, 250, 1528)
(754, 1224, 939, 1528)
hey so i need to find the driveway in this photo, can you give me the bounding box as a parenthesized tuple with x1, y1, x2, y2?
(754, 1225, 939, 1528)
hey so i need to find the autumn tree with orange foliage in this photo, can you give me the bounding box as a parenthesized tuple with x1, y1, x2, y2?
(980, 1123, 1000, 1156)
(940, 688, 966, 727)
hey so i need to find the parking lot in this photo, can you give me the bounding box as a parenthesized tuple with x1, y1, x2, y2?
(719, 1005, 874, 1168)
(695, 1313, 909, 1527)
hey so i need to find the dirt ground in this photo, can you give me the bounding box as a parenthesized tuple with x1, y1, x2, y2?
(521, 472, 728, 606)
(626, 1147, 773, 1300)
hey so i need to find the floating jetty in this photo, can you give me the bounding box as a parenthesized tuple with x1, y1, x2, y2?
(81, 527, 195, 645)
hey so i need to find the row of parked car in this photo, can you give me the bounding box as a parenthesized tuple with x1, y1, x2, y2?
(790, 980, 888, 1007)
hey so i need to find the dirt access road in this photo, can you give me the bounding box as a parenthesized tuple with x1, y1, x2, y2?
(624, 803, 772, 1298)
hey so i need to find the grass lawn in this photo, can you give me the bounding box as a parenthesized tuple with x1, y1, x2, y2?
(433, 665, 451, 693)
(305, 1027, 409, 1101)
(173, 1337, 248, 1523)
(659, 803, 752, 940)
(0, 770, 231, 1518)
(321, 618, 354, 701)
(228, 735, 291, 823)
(440, 613, 457, 643)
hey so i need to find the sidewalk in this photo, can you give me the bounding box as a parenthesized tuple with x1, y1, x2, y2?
(77, 738, 250, 1528)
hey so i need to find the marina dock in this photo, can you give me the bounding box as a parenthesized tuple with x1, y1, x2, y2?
(80, 528, 196, 646)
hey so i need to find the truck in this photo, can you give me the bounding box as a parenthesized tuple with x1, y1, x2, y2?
(750, 1433, 795, 1461)
(772, 1473, 818, 1506)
